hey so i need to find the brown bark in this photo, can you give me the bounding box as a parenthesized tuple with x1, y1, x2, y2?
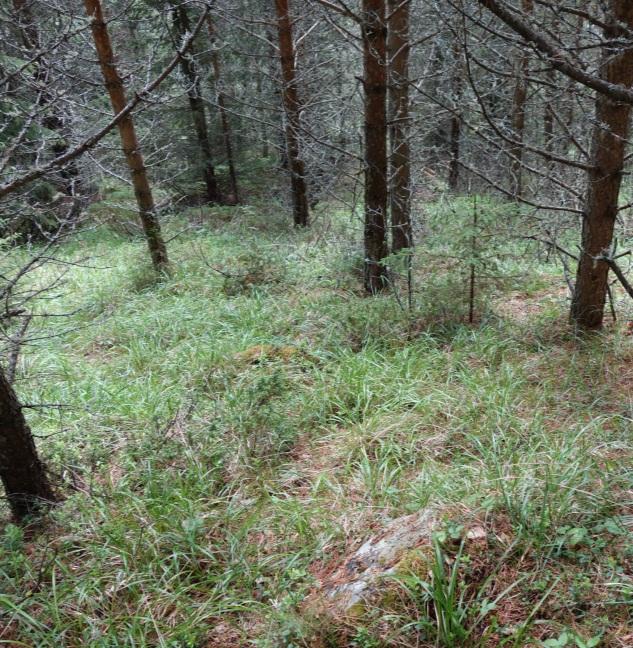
(0, 367, 55, 520)
(570, 1, 633, 330)
(83, 0, 168, 273)
(171, 3, 220, 205)
(509, 0, 532, 199)
(363, 0, 389, 292)
(388, 0, 412, 253)
(274, 0, 310, 227)
(207, 15, 239, 203)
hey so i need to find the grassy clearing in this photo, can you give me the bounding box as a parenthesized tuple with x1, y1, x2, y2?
(0, 196, 632, 647)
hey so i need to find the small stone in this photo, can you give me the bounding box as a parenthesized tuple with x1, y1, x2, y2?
(466, 525, 486, 541)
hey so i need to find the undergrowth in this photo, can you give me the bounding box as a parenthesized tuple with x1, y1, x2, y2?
(0, 199, 631, 647)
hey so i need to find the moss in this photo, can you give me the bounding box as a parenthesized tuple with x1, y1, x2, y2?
(393, 546, 434, 579)
(233, 344, 300, 364)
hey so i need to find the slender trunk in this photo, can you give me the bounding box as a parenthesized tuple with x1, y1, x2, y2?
(542, 64, 557, 200)
(542, 14, 557, 158)
(448, 117, 461, 191)
(171, 3, 220, 204)
(566, 15, 585, 131)
(388, 0, 412, 253)
(255, 65, 270, 158)
(0, 367, 55, 520)
(510, 59, 528, 197)
(274, 0, 310, 227)
(363, 0, 389, 293)
(206, 16, 238, 203)
(542, 13, 558, 196)
(448, 31, 463, 191)
(570, 1, 633, 330)
(543, 69, 555, 156)
(469, 197, 478, 324)
(266, 29, 288, 168)
(509, 0, 532, 199)
(83, 0, 168, 272)
(337, 55, 347, 149)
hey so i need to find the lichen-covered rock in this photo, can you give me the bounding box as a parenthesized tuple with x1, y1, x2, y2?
(310, 509, 438, 616)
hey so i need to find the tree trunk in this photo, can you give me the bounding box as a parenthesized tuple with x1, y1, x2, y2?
(543, 71, 555, 156)
(509, 0, 533, 199)
(363, 0, 389, 292)
(255, 65, 270, 158)
(336, 55, 348, 150)
(570, 1, 633, 330)
(0, 367, 55, 520)
(207, 15, 239, 204)
(565, 15, 585, 132)
(448, 33, 463, 191)
(388, 0, 412, 253)
(542, 12, 558, 159)
(171, 2, 221, 205)
(83, 0, 168, 273)
(274, 0, 310, 227)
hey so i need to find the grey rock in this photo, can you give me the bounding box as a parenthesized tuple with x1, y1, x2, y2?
(316, 509, 438, 615)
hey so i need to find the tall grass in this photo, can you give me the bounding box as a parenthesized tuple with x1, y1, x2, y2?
(0, 204, 631, 647)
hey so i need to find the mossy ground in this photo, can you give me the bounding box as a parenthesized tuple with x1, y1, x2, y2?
(0, 186, 632, 647)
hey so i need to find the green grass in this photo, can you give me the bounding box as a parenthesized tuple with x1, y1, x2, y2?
(0, 197, 632, 647)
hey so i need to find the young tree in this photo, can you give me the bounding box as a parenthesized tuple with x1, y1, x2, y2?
(0, 367, 55, 520)
(274, 0, 310, 227)
(363, 0, 389, 292)
(83, 0, 169, 273)
(388, 0, 412, 253)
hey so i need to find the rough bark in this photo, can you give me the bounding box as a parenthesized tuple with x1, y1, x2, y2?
(362, 0, 389, 293)
(171, 3, 220, 204)
(570, 0, 633, 329)
(83, 0, 168, 273)
(387, 0, 412, 253)
(207, 15, 238, 203)
(274, 0, 310, 227)
(509, 0, 532, 199)
(0, 367, 55, 520)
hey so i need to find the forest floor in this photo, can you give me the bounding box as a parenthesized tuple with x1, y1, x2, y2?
(0, 182, 632, 647)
